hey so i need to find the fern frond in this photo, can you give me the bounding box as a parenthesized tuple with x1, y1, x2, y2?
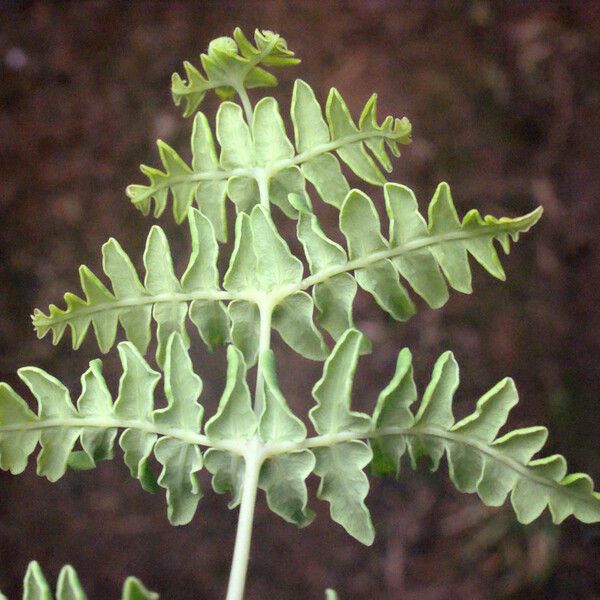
(32, 209, 230, 366)
(297, 330, 600, 543)
(171, 28, 299, 117)
(297, 182, 542, 326)
(0, 561, 157, 600)
(126, 81, 411, 230)
(0, 334, 218, 525)
(370, 344, 600, 525)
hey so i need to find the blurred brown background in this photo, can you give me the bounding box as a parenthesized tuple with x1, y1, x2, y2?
(1, 1, 600, 598)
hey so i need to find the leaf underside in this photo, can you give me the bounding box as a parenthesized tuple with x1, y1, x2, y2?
(2, 328, 598, 545)
(6, 27, 594, 594)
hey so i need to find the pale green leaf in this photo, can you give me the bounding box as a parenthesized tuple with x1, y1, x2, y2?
(302, 153, 350, 209)
(448, 378, 518, 492)
(144, 226, 188, 367)
(257, 351, 314, 527)
(313, 275, 359, 343)
(384, 183, 448, 308)
(427, 183, 472, 293)
(250, 205, 303, 292)
(252, 97, 294, 165)
(223, 213, 257, 292)
(295, 206, 362, 344)
(370, 348, 416, 476)
(190, 112, 228, 240)
(340, 189, 414, 320)
(268, 166, 305, 218)
(114, 343, 161, 490)
(358, 94, 411, 168)
(326, 88, 385, 185)
(56, 565, 87, 600)
(353, 262, 415, 321)
(18, 367, 78, 482)
(205, 345, 257, 441)
(181, 208, 220, 292)
(291, 79, 330, 152)
(228, 300, 260, 367)
(259, 450, 315, 527)
(226, 175, 259, 213)
(121, 577, 159, 600)
(1, 339, 214, 524)
(154, 333, 203, 525)
(217, 102, 253, 169)
(326, 184, 541, 323)
(258, 350, 306, 443)
(204, 449, 246, 509)
(368, 346, 600, 525)
(182, 209, 230, 350)
(23, 561, 52, 600)
(313, 441, 375, 545)
(296, 206, 347, 273)
(189, 300, 230, 352)
(77, 359, 116, 465)
(408, 351, 458, 470)
(78, 266, 118, 352)
(101, 238, 152, 353)
(33, 212, 231, 359)
(125, 141, 195, 223)
(154, 438, 202, 525)
(310, 329, 371, 436)
(0, 383, 38, 474)
(272, 292, 328, 360)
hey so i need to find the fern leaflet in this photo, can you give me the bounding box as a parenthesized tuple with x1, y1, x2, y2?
(33, 186, 539, 365)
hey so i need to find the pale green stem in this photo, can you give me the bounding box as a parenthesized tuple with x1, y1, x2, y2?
(253, 303, 273, 415)
(224, 304, 272, 600)
(263, 426, 600, 510)
(225, 438, 263, 600)
(236, 86, 254, 127)
(129, 129, 405, 207)
(224, 112, 272, 600)
(0, 417, 245, 455)
(34, 289, 250, 330)
(256, 171, 270, 209)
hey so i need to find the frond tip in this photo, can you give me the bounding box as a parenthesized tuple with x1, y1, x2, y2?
(171, 27, 299, 116)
